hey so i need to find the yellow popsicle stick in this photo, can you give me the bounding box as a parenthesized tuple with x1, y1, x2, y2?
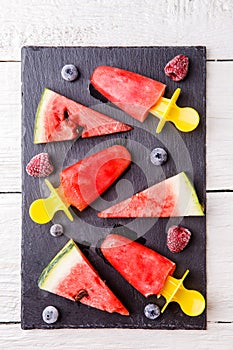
(29, 179, 73, 224)
(149, 88, 200, 133)
(160, 270, 205, 317)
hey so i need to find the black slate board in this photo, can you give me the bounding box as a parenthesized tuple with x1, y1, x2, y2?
(21, 46, 206, 330)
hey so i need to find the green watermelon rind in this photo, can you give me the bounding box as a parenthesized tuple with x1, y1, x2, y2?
(34, 88, 53, 144)
(181, 172, 204, 216)
(38, 239, 75, 288)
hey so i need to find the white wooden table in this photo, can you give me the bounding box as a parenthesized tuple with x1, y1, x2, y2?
(0, 1, 232, 349)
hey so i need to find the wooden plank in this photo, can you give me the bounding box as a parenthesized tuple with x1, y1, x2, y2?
(207, 62, 233, 190)
(0, 62, 21, 192)
(0, 60, 233, 192)
(0, 322, 233, 350)
(0, 0, 233, 60)
(0, 192, 232, 323)
(207, 192, 233, 322)
(0, 104, 21, 192)
(0, 62, 21, 105)
(0, 194, 21, 323)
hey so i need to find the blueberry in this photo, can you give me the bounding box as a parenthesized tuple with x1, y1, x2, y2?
(50, 224, 63, 237)
(42, 306, 59, 324)
(144, 303, 160, 320)
(150, 147, 167, 166)
(61, 64, 79, 81)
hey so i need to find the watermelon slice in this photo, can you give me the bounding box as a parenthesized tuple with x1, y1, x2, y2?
(34, 88, 132, 144)
(101, 234, 176, 297)
(98, 172, 204, 218)
(60, 145, 131, 211)
(91, 66, 166, 122)
(38, 239, 129, 316)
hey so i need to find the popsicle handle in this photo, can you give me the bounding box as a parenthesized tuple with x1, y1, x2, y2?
(29, 179, 73, 224)
(149, 88, 200, 133)
(160, 270, 205, 317)
(172, 285, 206, 317)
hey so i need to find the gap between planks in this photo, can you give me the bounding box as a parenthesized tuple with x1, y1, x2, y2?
(0, 0, 233, 61)
(1, 190, 233, 195)
(1, 59, 233, 63)
(1, 320, 233, 325)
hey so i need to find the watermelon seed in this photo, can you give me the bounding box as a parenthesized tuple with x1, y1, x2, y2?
(63, 110, 69, 119)
(74, 289, 89, 302)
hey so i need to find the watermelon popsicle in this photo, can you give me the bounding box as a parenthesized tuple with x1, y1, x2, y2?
(29, 145, 131, 224)
(91, 66, 200, 133)
(101, 234, 206, 317)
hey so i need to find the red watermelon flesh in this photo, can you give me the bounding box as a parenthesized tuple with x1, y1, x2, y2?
(60, 145, 131, 211)
(101, 234, 176, 297)
(34, 88, 132, 144)
(38, 239, 129, 315)
(91, 66, 166, 122)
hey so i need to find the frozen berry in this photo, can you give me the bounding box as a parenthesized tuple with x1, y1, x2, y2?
(42, 306, 59, 324)
(50, 224, 63, 237)
(144, 303, 160, 320)
(150, 148, 167, 166)
(26, 153, 54, 177)
(164, 55, 189, 82)
(61, 64, 79, 81)
(167, 226, 191, 253)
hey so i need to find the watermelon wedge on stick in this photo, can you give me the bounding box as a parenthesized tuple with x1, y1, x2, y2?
(34, 88, 132, 144)
(29, 145, 131, 224)
(101, 234, 176, 297)
(91, 66, 166, 123)
(98, 172, 204, 218)
(91, 66, 200, 134)
(38, 239, 129, 316)
(101, 234, 206, 316)
(60, 145, 131, 211)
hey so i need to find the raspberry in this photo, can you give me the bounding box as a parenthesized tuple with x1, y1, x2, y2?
(164, 55, 189, 82)
(26, 153, 54, 177)
(167, 226, 191, 253)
